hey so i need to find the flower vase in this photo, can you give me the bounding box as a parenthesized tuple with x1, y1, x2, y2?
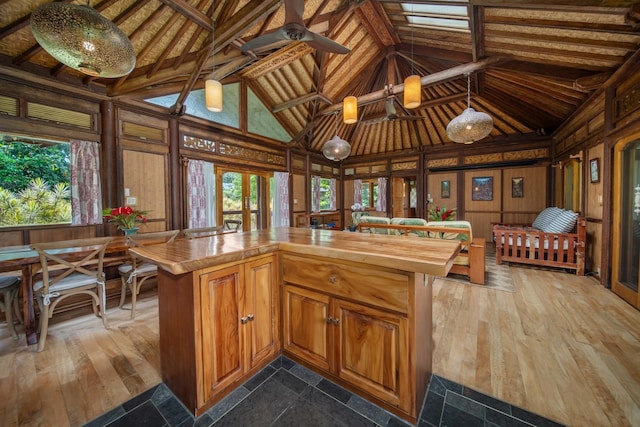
(122, 227, 139, 236)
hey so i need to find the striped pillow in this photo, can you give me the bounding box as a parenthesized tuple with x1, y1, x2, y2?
(541, 210, 578, 233)
(532, 207, 563, 230)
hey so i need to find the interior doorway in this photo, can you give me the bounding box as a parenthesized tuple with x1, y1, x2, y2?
(217, 169, 269, 231)
(392, 176, 417, 218)
(612, 137, 640, 309)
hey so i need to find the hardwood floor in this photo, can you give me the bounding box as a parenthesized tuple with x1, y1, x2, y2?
(0, 268, 639, 427)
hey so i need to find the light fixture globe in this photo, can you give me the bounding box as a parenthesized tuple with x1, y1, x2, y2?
(446, 107, 494, 144)
(31, 3, 136, 78)
(205, 77, 223, 112)
(322, 135, 351, 161)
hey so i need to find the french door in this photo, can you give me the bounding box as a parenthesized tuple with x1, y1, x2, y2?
(612, 137, 640, 309)
(217, 169, 269, 231)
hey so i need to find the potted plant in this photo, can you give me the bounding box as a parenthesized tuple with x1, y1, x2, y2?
(103, 206, 148, 235)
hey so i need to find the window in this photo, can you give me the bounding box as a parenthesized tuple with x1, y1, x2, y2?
(0, 135, 72, 227)
(312, 177, 333, 211)
(361, 180, 379, 209)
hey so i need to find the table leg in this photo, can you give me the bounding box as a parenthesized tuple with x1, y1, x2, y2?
(21, 264, 37, 345)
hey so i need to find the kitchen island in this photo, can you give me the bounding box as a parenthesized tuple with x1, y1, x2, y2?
(130, 227, 460, 423)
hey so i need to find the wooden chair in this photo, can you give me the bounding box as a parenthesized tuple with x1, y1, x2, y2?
(183, 225, 224, 239)
(118, 230, 180, 319)
(223, 219, 242, 232)
(0, 275, 22, 340)
(31, 237, 113, 352)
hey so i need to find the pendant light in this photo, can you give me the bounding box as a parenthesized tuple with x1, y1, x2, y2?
(446, 73, 493, 144)
(205, 5, 222, 112)
(343, 96, 357, 124)
(30, 1, 136, 78)
(404, 6, 421, 109)
(323, 114, 351, 161)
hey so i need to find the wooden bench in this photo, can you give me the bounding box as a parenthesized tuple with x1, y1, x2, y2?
(356, 221, 486, 285)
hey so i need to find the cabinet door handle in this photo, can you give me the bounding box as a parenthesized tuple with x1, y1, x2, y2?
(328, 274, 338, 284)
(326, 316, 333, 324)
(247, 314, 254, 321)
(332, 318, 340, 325)
(241, 316, 248, 324)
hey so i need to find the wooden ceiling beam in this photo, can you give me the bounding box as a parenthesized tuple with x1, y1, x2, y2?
(158, 0, 212, 31)
(321, 56, 507, 115)
(272, 92, 332, 113)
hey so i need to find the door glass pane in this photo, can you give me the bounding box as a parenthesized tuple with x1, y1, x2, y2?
(249, 174, 259, 231)
(222, 171, 242, 225)
(618, 140, 640, 291)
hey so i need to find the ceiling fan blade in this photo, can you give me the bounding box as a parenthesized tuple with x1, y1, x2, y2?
(284, 0, 305, 25)
(241, 28, 288, 53)
(302, 31, 350, 54)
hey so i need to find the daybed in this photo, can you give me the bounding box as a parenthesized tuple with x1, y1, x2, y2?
(492, 207, 586, 275)
(357, 217, 485, 285)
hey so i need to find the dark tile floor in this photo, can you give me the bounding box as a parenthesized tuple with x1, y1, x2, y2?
(84, 356, 565, 427)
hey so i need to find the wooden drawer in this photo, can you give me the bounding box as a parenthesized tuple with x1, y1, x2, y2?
(281, 253, 408, 313)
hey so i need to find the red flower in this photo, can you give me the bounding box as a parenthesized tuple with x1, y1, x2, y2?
(103, 206, 148, 230)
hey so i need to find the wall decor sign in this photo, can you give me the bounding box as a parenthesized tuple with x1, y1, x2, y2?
(512, 177, 524, 198)
(472, 176, 493, 201)
(590, 158, 600, 183)
(441, 180, 450, 198)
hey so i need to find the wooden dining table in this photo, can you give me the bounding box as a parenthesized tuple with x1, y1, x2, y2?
(0, 238, 130, 345)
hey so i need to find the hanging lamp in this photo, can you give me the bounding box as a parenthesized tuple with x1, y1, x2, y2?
(343, 96, 357, 124)
(403, 6, 421, 109)
(30, 1, 136, 78)
(446, 73, 493, 144)
(323, 114, 351, 161)
(205, 6, 222, 112)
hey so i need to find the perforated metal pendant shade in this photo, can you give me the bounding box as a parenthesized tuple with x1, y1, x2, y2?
(446, 74, 493, 144)
(323, 135, 351, 161)
(31, 3, 136, 78)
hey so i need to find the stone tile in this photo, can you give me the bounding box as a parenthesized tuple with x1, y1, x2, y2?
(347, 393, 390, 426)
(289, 363, 323, 386)
(385, 415, 413, 427)
(156, 394, 192, 426)
(203, 386, 250, 423)
(281, 356, 296, 370)
(271, 368, 310, 394)
(272, 398, 345, 427)
(430, 375, 463, 396)
(212, 377, 298, 426)
(317, 378, 352, 404)
(177, 414, 214, 427)
(106, 401, 167, 427)
(83, 405, 126, 427)
(440, 403, 484, 427)
(445, 391, 486, 420)
(243, 365, 276, 391)
(485, 407, 532, 427)
(122, 385, 159, 411)
(420, 390, 444, 426)
(462, 387, 511, 414)
(151, 383, 175, 406)
(300, 387, 378, 427)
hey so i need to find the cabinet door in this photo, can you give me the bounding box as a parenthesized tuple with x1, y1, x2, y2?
(282, 285, 332, 371)
(333, 299, 409, 410)
(244, 255, 278, 369)
(199, 265, 244, 403)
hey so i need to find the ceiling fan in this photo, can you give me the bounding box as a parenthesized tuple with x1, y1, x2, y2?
(241, 0, 350, 54)
(363, 98, 422, 124)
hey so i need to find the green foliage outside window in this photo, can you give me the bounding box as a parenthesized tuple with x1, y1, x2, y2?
(0, 140, 72, 226)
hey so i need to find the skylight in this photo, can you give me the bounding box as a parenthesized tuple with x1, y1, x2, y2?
(401, 2, 469, 31)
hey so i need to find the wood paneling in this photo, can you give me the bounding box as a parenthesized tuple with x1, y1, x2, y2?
(122, 150, 168, 230)
(587, 145, 605, 220)
(292, 173, 306, 214)
(427, 172, 457, 214)
(502, 166, 547, 224)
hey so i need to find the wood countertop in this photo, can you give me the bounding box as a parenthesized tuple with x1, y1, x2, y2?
(130, 227, 461, 276)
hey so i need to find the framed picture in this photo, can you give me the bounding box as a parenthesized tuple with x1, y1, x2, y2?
(472, 176, 493, 201)
(590, 158, 600, 183)
(441, 180, 450, 199)
(512, 177, 524, 198)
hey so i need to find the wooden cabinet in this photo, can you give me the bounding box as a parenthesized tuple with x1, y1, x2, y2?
(158, 253, 279, 415)
(281, 253, 429, 422)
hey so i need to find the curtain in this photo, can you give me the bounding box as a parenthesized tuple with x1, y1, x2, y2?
(272, 172, 290, 227)
(188, 159, 207, 228)
(312, 175, 321, 212)
(70, 139, 102, 225)
(376, 177, 387, 212)
(329, 178, 336, 211)
(353, 179, 362, 205)
(203, 162, 216, 227)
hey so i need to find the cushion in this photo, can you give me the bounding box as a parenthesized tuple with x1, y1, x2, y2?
(425, 221, 472, 242)
(390, 218, 428, 236)
(359, 216, 391, 234)
(531, 207, 563, 230)
(541, 209, 578, 234)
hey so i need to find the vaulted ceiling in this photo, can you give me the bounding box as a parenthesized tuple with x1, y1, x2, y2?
(1, 0, 639, 159)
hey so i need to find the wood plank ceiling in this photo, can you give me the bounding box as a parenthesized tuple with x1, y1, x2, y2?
(1, 0, 639, 159)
